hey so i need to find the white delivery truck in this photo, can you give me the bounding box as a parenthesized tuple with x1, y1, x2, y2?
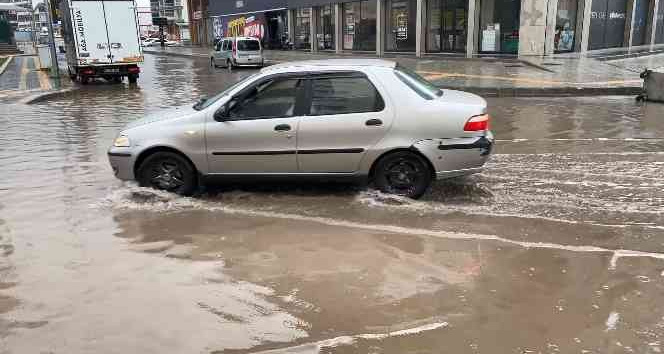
(60, 0, 143, 84)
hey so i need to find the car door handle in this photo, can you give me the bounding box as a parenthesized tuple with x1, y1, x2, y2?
(274, 124, 291, 131)
(366, 119, 383, 126)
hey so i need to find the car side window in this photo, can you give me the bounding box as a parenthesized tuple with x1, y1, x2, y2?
(309, 76, 384, 116)
(215, 41, 222, 51)
(227, 78, 302, 120)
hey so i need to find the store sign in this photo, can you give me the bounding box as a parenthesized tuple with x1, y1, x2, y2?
(396, 14, 408, 40)
(226, 15, 265, 39)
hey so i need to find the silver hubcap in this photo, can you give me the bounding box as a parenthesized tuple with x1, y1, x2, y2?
(150, 161, 184, 190)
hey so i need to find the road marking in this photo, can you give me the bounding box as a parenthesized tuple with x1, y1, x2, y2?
(19, 57, 29, 90)
(38, 66, 51, 90)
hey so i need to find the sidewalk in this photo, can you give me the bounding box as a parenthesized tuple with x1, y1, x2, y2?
(143, 46, 663, 96)
(0, 46, 70, 103)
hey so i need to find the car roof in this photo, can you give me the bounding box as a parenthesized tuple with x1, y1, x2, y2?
(262, 59, 397, 74)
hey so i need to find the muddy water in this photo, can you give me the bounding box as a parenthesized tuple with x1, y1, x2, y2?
(1, 55, 664, 353)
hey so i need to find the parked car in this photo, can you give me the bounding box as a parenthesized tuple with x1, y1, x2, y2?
(210, 36, 264, 69)
(108, 59, 493, 199)
(142, 38, 181, 47)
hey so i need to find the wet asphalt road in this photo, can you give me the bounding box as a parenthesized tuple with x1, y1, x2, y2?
(1, 54, 664, 353)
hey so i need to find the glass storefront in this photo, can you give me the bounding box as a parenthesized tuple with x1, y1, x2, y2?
(342, 1, 377, 51)
(317, 4, 335, 49)
(657, 1, 664, 44)
(426, 0, 468, 52)
(295, 8, 311, 49)
(554, 0, 577, 52)
(588, 0, 628, 49)
(386, 0, 417, 51)
(478, 0, 521, 53)
(631, 0, 651, 46)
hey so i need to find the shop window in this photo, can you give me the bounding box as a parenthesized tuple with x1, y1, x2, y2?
(478, 0, 521, 53)
(386, 0, 417, 52)
(632, 0, 651, 46)
(426, 0, 468, 52)
(656, 1, 664, 44)
(588, 0, 628, 50)
(295, 8, 311, 49)
(343, 1, 377, 51)
(317, 4, 335, 50)
(554, 0, 578, 52)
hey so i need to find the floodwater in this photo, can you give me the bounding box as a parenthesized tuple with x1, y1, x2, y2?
(1, 54, 664, 353)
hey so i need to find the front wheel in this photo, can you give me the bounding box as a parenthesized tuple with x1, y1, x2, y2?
(137, 152, 197, 196)
(373, 151, 432, 199)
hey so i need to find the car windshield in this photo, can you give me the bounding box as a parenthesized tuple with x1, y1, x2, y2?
(394, 65, 443, 100)
(193, 73, 261, 110)
(237, 40, 260, 51)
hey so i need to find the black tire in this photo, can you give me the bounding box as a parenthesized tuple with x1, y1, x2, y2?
(128, 74, 138, 84)
(137, 151, 197, 196)
(113, 76, 123, 83)
(79, 75, 89, 85)
(373, 151, 432, 199)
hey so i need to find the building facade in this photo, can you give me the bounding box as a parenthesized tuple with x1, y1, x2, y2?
(191, 0, 664, 55)
(151, 0, 189, 40)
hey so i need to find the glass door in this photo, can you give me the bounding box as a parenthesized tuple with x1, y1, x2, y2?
(554, 0, 578, 52)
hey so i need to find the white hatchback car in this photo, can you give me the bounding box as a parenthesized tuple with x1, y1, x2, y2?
(108, 59, 493, 199)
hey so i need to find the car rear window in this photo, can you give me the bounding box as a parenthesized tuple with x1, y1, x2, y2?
(237, 40, 260, 51)
(393, 65, 442, 100)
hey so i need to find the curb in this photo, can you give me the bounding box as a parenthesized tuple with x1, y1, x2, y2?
(20, 87, 78, 104)
(0, 55, 14, 76)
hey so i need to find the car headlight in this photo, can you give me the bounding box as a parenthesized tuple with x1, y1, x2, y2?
(113, 135, 131, 147)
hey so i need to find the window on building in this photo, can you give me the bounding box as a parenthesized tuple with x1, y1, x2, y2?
(317, 4, 335, 50)
(426, 0, 468, 52)
(342, 1, 377, 51)
(386, 0, 417, 52)
(478, 0, 521, 53)
(554, 0, 578, 52)
(294, 8, 311, 49)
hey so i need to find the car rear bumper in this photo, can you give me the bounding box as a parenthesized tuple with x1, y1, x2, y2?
(108, 149, 135, 181)
(234, 57, 264, 65)
(413, 131, 494, 180)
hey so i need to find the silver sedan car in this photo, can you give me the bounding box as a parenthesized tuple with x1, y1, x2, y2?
(108, 59, 493, 199)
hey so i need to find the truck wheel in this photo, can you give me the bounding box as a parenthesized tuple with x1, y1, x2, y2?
(128, 75, 138, 84)
(79, 76, 90, 85)
(137, 151, 197, 196)
(113, 77, 123, 83)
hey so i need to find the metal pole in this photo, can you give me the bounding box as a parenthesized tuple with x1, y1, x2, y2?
(44, 0, 59, 79)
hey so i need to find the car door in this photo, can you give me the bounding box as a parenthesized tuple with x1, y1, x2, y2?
(296, 72, 392, 173)
(205, 75, 306, 174)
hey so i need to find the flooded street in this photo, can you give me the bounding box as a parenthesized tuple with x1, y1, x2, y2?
(2, 54, 664, 353)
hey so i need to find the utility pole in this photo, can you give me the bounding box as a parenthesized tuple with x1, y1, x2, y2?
(44, 0, 59, 80)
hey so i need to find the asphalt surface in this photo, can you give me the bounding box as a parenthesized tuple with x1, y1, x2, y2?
(1, 54, 664, 354)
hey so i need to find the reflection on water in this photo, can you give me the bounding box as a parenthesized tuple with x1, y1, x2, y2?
(1, 54, 664, 352)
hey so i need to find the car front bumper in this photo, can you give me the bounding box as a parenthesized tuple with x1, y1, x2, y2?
(413, 132, 494, 180)
(108, 148, 135, 181)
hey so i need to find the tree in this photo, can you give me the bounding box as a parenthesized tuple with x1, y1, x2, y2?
(0, 19, 12, 44)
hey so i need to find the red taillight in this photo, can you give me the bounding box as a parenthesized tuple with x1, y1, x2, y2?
(128, 66, 140, 74)
(464, 114, 490, 132)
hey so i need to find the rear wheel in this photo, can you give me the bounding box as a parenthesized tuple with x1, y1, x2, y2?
(373, 151, 432, 199)
(79, 75, 90, 85)
(137, 151, 197, 196)
(128, 74, 138, 84)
